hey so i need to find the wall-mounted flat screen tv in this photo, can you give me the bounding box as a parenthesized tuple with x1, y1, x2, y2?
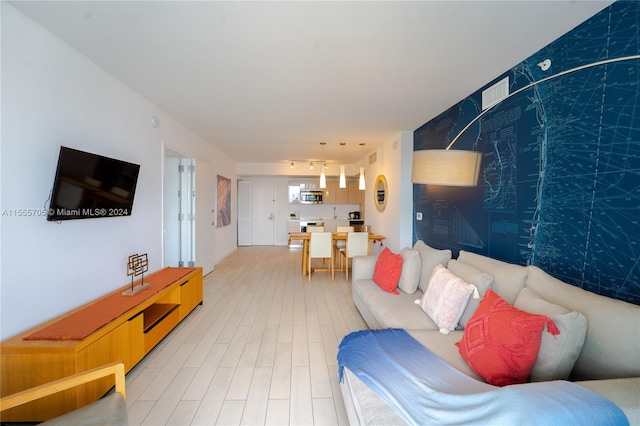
(47, 146, 140, 221)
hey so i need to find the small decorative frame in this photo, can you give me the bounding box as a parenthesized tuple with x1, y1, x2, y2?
(122, 253, 152, 295)
(374, 175, 388, 212)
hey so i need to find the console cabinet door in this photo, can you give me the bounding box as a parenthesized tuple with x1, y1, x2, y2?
(0, 353, 77, 422)
(179, 274, 203, 319)
(76, 315, 144, 406)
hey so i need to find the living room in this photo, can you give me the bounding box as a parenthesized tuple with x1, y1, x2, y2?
(2, 1, 638, 424)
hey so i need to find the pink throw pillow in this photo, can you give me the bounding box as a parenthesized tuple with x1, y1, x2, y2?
(416, 264, 478, 334)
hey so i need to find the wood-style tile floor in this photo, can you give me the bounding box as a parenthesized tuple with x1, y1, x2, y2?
(124, 246, 367, 425)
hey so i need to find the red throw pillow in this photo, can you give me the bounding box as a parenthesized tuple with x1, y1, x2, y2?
(373, 248, 403, 294)
(456, 289, 559, 386)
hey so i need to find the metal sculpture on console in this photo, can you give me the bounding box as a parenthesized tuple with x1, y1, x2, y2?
(122, 253, 151, 295)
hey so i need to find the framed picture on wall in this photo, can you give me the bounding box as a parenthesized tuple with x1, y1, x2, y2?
(217, 175, 231, 228)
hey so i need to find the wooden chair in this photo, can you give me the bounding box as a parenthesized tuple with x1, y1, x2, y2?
(0, 361, 127, 425)
(306, 226, 325, 232)
(308, 232, 334, 281)
(339, 232, 370, 281)
(334, 226, 354, 264)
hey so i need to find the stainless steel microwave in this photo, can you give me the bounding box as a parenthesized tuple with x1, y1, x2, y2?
(300, 190, 323, 204)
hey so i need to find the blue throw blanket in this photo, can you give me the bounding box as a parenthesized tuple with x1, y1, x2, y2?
(338, 328, 628, 426)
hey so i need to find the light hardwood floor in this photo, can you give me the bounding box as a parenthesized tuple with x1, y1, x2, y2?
(124, 246, 368, 425)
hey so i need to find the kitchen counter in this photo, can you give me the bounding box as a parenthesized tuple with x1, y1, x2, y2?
(299, 216, 352, 221)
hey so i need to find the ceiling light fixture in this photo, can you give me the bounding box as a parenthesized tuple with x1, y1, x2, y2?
(310, 162, 314, 170)
(359, 143, 366, 190)
(319, 143, 327, 189)
(411, 54, 640, 187)
(290, 161, 294, 169)
(339, 143, 346, 189)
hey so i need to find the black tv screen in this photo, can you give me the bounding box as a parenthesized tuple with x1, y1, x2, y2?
(47, 146, 140, 221)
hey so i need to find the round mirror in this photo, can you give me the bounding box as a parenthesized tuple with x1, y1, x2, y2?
(374, 175, 388, 212)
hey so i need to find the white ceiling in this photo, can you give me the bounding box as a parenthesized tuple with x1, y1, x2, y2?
(10, 1, 613, 165)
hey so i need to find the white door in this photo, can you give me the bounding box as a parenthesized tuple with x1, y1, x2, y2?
(195, 159, 215, 274)
(178, 158, 196, 267)
(238, 180, 252, 246)
(163, 155, 180, 266)
(251, 181, 275, 245)
(163, 151, 195, 267)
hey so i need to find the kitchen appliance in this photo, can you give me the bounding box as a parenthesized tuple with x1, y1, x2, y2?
(300, 220, 324, 232)
(349, 219, 365, 232)
(300, 190, 323, 204)
(349, 211, 360, 220)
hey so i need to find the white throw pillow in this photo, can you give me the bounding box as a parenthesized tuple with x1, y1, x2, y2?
(514, 287, 587, 381)
(397, 248, 422, 294)
(415, 264, 478, 334)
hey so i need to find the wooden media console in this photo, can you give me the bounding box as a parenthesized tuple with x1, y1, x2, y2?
(0, 266, 203, 422)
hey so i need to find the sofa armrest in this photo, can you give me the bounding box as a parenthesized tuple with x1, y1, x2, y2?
(352, 255, 379, 282)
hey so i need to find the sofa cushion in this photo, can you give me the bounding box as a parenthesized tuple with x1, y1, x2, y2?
(42, 393, 127, 425)
(408, 330, 482, 380)
(413, 241, 452, 292)
(416, 265, 477, 334)
(457, 289, 559, 386)
(514, 288, 587, 382)
(456, 251, 528, 305)
(525, 265, 640, 380)
(352, 279, 438, 330)
(447, 259, 494, 328)
(373, 248, 403, 294)
(397, 248, 421, 294)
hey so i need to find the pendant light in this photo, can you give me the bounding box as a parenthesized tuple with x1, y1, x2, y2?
(339, 143, 346, 188)
(319, 143, 327, 189)
(359, 143, 366, 190)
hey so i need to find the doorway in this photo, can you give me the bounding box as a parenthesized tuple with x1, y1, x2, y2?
(237, 180, 275, 245)
(163, 149, 195, 267)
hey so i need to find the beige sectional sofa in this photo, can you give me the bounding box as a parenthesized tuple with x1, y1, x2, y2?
(343, 242, 640, 425)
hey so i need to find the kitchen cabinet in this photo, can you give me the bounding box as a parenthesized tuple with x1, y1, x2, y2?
(323, 180, 336, 204)
(335, 181, 349, 204)
(347, 180, 364, 206)
(336, 219, 350, 230)
(324, 219, 337, 233)
(288, 220, 302, 246)
(322, 219, 351, 233)
(287, 220, 300, 233)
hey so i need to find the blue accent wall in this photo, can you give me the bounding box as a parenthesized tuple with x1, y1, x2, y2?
(413, 1, 639, 305)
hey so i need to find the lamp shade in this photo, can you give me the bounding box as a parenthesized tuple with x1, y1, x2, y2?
(319, 168, 326, 189)
(411, 150, 482, 186)
(339, 165, 346, 188)
(359, 167, 365, 190)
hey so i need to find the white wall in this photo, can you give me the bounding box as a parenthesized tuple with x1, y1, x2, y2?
(0, 4, 236, 339)
(362, 131, 414, 253)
